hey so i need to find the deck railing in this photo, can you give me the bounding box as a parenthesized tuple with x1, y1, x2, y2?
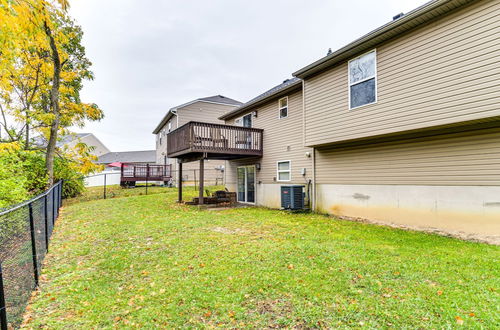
(120, 164, 171, 182)
(167, 121, 263, 158)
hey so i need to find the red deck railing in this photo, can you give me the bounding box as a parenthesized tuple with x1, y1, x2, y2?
(120, 164, 171, 182)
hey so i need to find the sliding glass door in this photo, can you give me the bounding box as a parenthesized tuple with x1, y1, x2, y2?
(237, 165, 255, 203)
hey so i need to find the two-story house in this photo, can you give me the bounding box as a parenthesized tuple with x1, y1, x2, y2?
(153, 95, 242, 185)
(219, 78, 314, 207)
(165, 0, 499, 240)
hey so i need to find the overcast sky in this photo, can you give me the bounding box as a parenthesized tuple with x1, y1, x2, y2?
(70, 0, 425, 151)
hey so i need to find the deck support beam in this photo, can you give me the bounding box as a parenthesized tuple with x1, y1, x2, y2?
(178, 161, 183, 203)
(199, 159, 204, 205)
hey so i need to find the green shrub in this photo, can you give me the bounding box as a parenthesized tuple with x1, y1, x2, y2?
(0, 144, 29, 208)
(0, 143, 87, 208)
(54, 157, 85, 198)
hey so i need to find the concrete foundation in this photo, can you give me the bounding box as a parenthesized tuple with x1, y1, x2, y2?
(316, 184, 500, 242)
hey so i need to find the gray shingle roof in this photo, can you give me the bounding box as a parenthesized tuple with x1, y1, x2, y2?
(198, 95, 243, 106)
(97, 150, 156, 164)
(219, 78, 302, 120)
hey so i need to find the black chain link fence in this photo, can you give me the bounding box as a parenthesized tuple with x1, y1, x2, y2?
(0, 181, 62, 330)
(84, 169, 224, 200)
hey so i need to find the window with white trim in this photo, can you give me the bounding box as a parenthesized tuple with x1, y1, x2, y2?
(277, 161, 291, 181)
(168, 122, 172, 132)
(348, 50, 377, 109)
(279, 97, 288, 118)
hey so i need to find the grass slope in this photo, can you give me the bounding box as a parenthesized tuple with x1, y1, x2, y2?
(24, 188, 499, 328)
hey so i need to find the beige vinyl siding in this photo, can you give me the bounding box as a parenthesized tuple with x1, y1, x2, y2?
(155, 100, 238, 166)
(225, 89, 313, 186)
(304, 0, 500, 146)
(315, 126, 500, 186)
(67, 135, 110, 157)
(177, 102, 238, 126)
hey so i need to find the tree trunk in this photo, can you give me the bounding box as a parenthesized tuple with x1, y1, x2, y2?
(24, 118, 29, 149)
(44, 21, 61, 186)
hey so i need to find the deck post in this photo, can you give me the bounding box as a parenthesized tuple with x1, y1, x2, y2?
(177, 161, 183, 203)
(199, 159, 204, 205)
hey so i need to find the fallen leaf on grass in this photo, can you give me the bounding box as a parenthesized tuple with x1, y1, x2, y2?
(287, 264, 294, 270)
(437, 290, 443, 296)
(455, 316, 464, 325)
(203, 311, 212, 318)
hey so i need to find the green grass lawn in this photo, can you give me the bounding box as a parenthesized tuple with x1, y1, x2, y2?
(63, 184, 173, 205)
(23, 188, 499, 328)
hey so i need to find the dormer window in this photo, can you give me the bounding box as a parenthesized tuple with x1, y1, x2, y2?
(279, 97, 288, 118)
(348, 50, 377, 109)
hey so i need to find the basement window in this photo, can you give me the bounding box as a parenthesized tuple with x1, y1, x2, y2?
(277, 160, 291, 181)
(348, 50, 377, 109)
(279, 97, 288, 118)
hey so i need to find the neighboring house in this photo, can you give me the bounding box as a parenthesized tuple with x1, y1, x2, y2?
(60, 133, 110, 157)
(35, 133, 110, 157)
(220, 78, 313, 206)
(96, 150, 156, 166)
(153, 95, 242, 184)
(166, 0, 499, 240)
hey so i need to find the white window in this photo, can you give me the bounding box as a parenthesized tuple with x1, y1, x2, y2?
(277, 160, 291, 181)
(168, 122, 172, 132)
(348, 50, 377, 109)
(278, 97, 288, 118)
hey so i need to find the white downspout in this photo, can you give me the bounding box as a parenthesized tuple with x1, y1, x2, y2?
(312, 147, 316, 211)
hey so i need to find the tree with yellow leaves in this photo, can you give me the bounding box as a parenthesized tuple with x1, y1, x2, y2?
(0, 0, 104, 186)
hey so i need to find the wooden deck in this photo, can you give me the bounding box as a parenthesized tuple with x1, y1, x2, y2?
(120, 164, 172, 184)
(166, 121, 263, 160)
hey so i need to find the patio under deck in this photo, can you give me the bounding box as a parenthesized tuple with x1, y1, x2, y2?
(166, 121, 263, 204)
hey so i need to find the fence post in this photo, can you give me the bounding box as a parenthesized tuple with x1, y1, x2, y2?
(54, 185, 58, 219)
(0, 263, 7, 330)
(59, 180, 63, 207)
(44, 194, 49, 251)
(28, 203, 39, 287)
(146, 164, 149, 195)
(103, 174, 107, 200)
(52, 187, 56, 225)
